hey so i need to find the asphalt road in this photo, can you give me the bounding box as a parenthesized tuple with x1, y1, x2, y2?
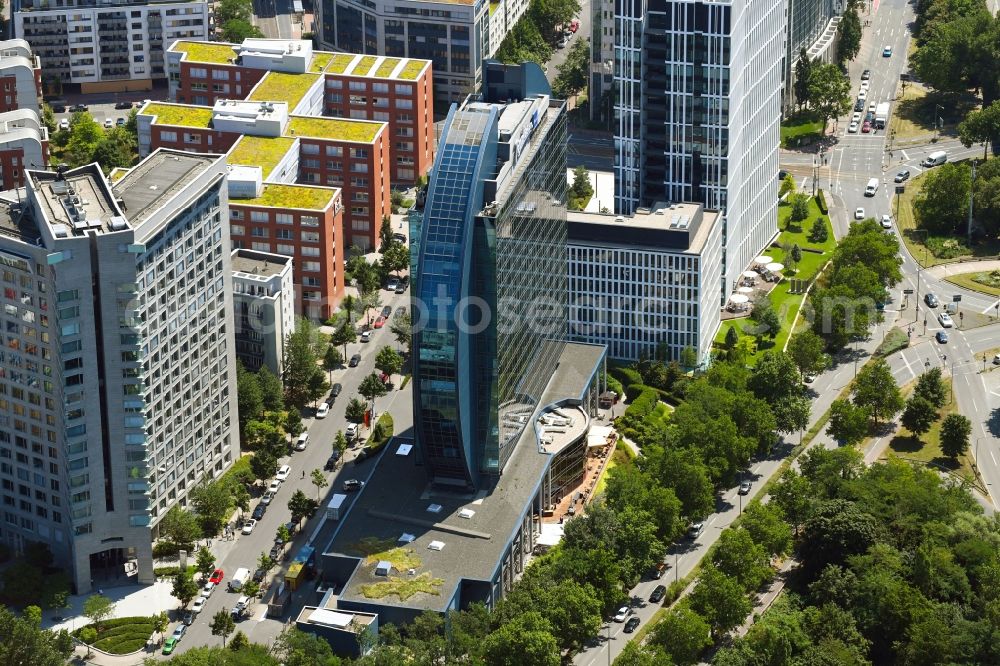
(545, 0, 591, 85)
(170, 285, 412, 656)
(253, 0, 294, 39)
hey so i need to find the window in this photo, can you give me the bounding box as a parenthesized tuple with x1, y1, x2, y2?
(276, 244, 295, 255)
(327, 79, 342, 88)
(250, 211, 268, 222)
(300, 231, 319, 243)
(275, 213, 293, 225)
(251, 242, 271, 252)
(326, 145, 343, 157)
(349, 81, 366, 91)
(212, 69, 229, 80)
(230, 209, 243, 220)
(395, 84, 413, 95)
(300, 215, 319, 227)
(230, 224, 244, 236)
(372, 82, 388, 93)
(300, 246, 319, 256)
(250, 227, 268, 238)
(351, 219, 370, 231)
(159, 130, 177, 142)
(350, 148, 369, 159)
(396, 99, 413, 109)
(302, 261, 321, 272)
(189, 67, 207, 78)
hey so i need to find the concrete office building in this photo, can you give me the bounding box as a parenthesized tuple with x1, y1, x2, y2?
(0, 149, 239, 593)
(783, 0, 840, 112)
(166, 39, 435, 185)
(317, 63, 607, 625)
(316, 0, 529, 105)
(0, 109, 48, 191)
(567, 202, 722, 365)
(614, 0, 784, 297)
(0, 39, 43, 114)
(231, 249, 296, 375)
(13, 0, 209, 94)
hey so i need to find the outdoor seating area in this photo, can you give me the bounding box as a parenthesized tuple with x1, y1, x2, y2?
(724, 255, 785, 316)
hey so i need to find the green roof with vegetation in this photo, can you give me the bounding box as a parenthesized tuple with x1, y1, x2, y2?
(325, 53, 354, 74)
(398, 60, 426, 80)
(309, 52, 334, 72)
(374, 57, 401, 78)
(237, 183, 337, 210)
(248, 71, 321, 110)
(109, 167, 131, 182)
(141, 103, 213, 128)
(351, 56, 377, 76)
(173, 41, 237, 65)
(286, 116, 382, 143)
(228, 135, 296, 178)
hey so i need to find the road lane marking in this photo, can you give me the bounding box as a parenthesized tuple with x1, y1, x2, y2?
(981, 298, 1000, 315)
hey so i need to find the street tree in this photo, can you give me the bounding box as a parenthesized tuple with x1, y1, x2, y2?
(739, 501, 793, 557)
(322, 345, 341, 381)
(901, 395, 938, 437)
(210, 610, 235, 647)
(771, 469, 813, 534)
(214, 0, 251, 23)
(78, 627, 97, 658)
(306, 369, 330, 407)
(552, 38, 590, 99)
(341, 294, 356, 324)
(345, 397, 367, 424)
(712, 528, 774, 591)
(793, 47, 813, 110)
(790, 193, 811, 223)
(330, 319, 357, 359)
(249, 449, 279, 485)
(914, 367, 947, 408)
(852, 358, 904, 424)
(389, 310, 412, 354)
(245, 419, 286, 456)
(808, 63, 852, 126)
(282, 319, 323, 409)
(236, 362, 263, 437)
(233, 483, 251, 520)
(332, 430, 349, 455)
(355, 261, 381, 297)
(779, 173, 797, 199)
(195, 547, 216, 580)
(788, 329, 828, 375)
(381, 242, 410, 277)
(359, 372, 389, 406)
(256, 367, 284, 412)
(64, 112, 104, 166)
(272, 627, 341, 666)
(227, 631, 250, 652)
(688, 566, 752, 637)
(826, 399, 870, 446)
(798, 499, 881, 575)
(958, 99, 1000, 157)
(375, 346, 403, 377)
(914, 162, 971, 235)
(836, 8, 862, 64)
(310, 468, 328, 501)
(189, 480, 232, 536)
(241, 580, 260, 600)
(221, 18, 264, 42)
(152, 612, 169, 639)
(159, 505, 201, 546)
(288, 489, 317, 525)
(482, 612, 559, 666)
(940, 413, 972, 458)
(749, 295, 781, 339)
(82, 594, 115, 630)
(171, 572, 200, 608)
(651, 605, 713, 666)
(275, 523, 292, 546)
(911, 10, 997, 104)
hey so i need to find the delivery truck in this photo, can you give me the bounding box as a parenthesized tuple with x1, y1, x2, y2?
(326, 493, 347, 520)
(874, 102, 890, 129)
(228, 567, 250, 591)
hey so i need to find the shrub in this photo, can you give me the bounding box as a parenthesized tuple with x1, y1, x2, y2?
(925, 235, 971, 259)
(815, 189, 828, 214)
(609, 365, 642, 387)
(809, 216, 829, 244)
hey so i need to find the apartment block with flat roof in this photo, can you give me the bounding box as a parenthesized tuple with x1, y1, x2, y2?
(14, 0, 209, 93)
(231, 249, 296, 375)
(0, 39, 42, 114)
(0, 149, 238, 594)
(0, 109, 48, 191)
(166, 39, 434, 186)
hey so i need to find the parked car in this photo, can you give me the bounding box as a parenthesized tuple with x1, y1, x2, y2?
(171, 624, 186, 641)
(103, 118, 114, 129)
(895, 169, 911, 182)
(261, 490, 276, 505)
(938, 312, 954, 328)
(252, 568, 267, 583)
(269, 543, 283, 560)
(936, 330, 949, 343)
(882, 45, 892, 57)
(115, 100, 133, 109)
(345, 423, 359, 440)
(294, 432, 309, 451)
(374, 316, 386, 329)
(331, 383, 343, 397)
(859, 80, 870, 91)
(650, 562, 666, 579)
(854, 208, 865, 220)
(924, 293, 939, 307)
(191, 597, 206, 614)
(349, 353, 361, 367)
(242, 519, 257, 535)
(267, 479, 281, 493)
(861, 121, 872, 133)
(395, 282, 407, 294)
(252, 503, 266, 520)
(613, 606, 631, 622)
(854, 99, 865, 112)
(738, 481, 752, 495)
(857, 90, 867, 101)
(71, 103, 88, 112)
(343, 478, 365, 491)
(865, 111, 875, 123)
(557, 36, 569, 48)
(624, 616, 641, 633)
(316, 403, 330, 418)
(688, 522, 705, 538)
(848, 121, 859, 133)
(201, 582, 215, 598)
(276, 464, 291, 481)
(360, 330, 372, 343)
(649, 584, 667, 603)
(861, 68, 871, 80)
(209, 569, 225, 585)
(393, 232, 407, 244)
(387, 277, 399, 291)
(58, 119, 69, 131)
(324, 450, 341, 471)
(182, 610, 194, 625)
(116, 117, 126, 126)
(162, 637, 179, 655)
(880, 214, 892, 229)
(381, 305, 392, 318)
(51, 104, 66, 113)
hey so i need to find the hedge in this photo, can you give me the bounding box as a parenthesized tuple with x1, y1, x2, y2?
(74, 616, 155, 654)
(609, 365, 642, 388)
(152, 564, 196, 578)
(152, 541, 194, 559)
(815, 190, 828, 214)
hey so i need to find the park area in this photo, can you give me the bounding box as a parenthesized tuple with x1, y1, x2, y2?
(780, 112, 824, 148)
(714, 195, 836, 364)
(73, 616, 156, 655)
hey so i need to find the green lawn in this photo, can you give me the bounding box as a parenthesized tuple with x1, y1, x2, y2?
(593, 440, 634, 497)
(74, 616, 155, 655)
(944, 271, 1000, 297)
(780, 113, 824, 148)
(714, 198, 834, 364)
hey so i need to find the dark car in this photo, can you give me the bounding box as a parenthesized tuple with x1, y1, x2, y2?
(51, 104, 66, 113)
(252, 567, 267, 583)
(623, 616, 641, 633)
(395, 306, 406, 318)
(114, 101, 133, 109)
(116, 117, 126, 126)
(252, 503, 266, 520)
(864, 111, 875, 123)
(778, 169, 788, 181)
(854, 99, 865, 112)
(894, 169, 910, 183)
(738, 481, 752, 495)
(924, 293, 939, 307)
(71, 103, 88, 112)
(324, 450, 341, 471)
(936, 330, 949, 344)
(331, 382, 343, 397)
(269, 543, 283, 560)
(381, 305, 392, 318)
(343, 479, 365, 491)
(182, 611, 194, 625)
(861, 69, 871, 80)
(393, 232, 407, 244)
(649, 584, 667, 603)
(349, 353, 361, 367)
(395, 282, 407, 294)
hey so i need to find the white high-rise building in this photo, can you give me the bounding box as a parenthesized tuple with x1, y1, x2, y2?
(0, 149, 238, 593)
(614, 0, 785, 298)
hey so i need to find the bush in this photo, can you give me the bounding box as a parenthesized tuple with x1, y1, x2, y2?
(815, 189, 828, 214)
(605, 373, 624, 397)
(153, 565, 196, 578)
(925, 235, 971, 259)
(609, 365, 642, 388)
(152, 541, 193, 559)
(809, 216, 829, 244)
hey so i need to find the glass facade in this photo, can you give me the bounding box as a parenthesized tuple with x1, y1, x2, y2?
(413, 95, 568, 490)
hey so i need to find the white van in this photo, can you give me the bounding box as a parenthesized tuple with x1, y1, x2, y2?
(864, 178, 879, 197)
(294, 432, 309, 451)
(922, 150, 947, 167)
(228, 567, 250, 591)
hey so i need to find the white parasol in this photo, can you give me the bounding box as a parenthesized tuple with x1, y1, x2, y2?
(766, 262, 784, 272)
(729, 293, 750, 304)
(754, 255, 773, 265)
(737, 286, 754, 294)
(742, 270, 758, 278)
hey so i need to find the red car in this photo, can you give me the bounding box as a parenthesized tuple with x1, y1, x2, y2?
(569, 18, 580, 32)
(861, 121, 872, 133)
(373, 316, 386, 329)
(208, 568, 224, 585)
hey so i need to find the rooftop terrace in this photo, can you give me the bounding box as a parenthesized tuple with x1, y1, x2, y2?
(227, 135, 295, 179)
(233, 183, 338, 210)
(141, 102, 212, 128)
(285, 116, 382, 143)
(248, 71, 321, 110)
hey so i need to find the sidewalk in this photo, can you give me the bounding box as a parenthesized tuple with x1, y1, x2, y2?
(925, 260, 1000, 279)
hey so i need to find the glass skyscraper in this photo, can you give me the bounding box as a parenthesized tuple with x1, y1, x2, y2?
(412, 63, 568, 490)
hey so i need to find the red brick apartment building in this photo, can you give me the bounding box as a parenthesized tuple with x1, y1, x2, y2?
(166, 38, 434, 186)
(0, 39, 42, 114)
